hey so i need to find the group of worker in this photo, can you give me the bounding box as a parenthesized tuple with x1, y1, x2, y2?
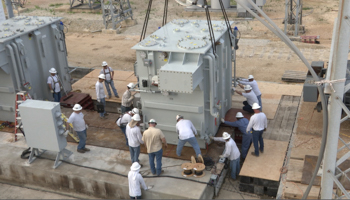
(63, 68, 267, 199)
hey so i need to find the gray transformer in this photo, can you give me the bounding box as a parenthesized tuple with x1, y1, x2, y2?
(0, 16, 71, 121)
(132, 20, 234, 148)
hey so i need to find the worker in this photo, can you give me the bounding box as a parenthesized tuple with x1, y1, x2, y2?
(126, 114, 144, 164)
(116, 108, 140, 146)
(67, 104, 90, 153)
(100, 61, 119, 99)
(142, 119, 167, 176)
(246, 103, 267, 157)
(128, 162, 153, 199)
(221, 112, 252, 160)
(238, 75, 262, 111)
(175, 115, 201, 157)
(47, 68, 61, 102)
(235, 85, 258, 113)
(122, 83, 135, 114)
(96, 74, 108, 119)
(210, 132, 241, 180)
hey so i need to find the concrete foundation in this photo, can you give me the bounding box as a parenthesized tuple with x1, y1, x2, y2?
(0, 132, 214, 199)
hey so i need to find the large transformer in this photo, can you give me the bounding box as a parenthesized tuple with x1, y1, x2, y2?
(132, 19, 234, 148)
(0, 16, 71, 121)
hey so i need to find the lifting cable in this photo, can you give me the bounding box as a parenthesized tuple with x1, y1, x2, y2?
(162, 0, 169, 27)
(140, 0, 153, 41)
(219, 0, 233, 47)
(204, 0, 216, 55)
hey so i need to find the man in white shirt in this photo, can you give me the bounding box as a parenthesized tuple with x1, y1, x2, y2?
(126, 114, 144, 163)
(67, 104, 90, 153)
(246, 103, 267, 157)
(116, 108, 139, 146)
(47, 68, 61, 102)
(175, 115, 201, 157)
(128, 162, 152, 199)
(235, 85, 258, 113)
(210, 132, 241, 180)
(238, 75, 262, 111)
(96, 74, 108, 118)
(100, 61, 119, 99)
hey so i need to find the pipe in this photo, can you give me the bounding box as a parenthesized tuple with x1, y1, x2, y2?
(175, 0, 190, 7)
(235, 1, 329, 199)
(219, 38, 225, 116)
(5, 0, 14, 18)
(204, 53, 219, 118)
(130, 89, 160, 94)
(6, 45, 21, 91)
(11, 43, 26, 84)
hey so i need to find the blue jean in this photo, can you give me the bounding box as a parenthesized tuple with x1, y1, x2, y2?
(243, 101, 254, 113)
(119, 126, 129, 146)
(129, 145, 140, 163)
(230, 157, 241, 179)
(257, 94, 262, 111)
(105, 80, 118, 97)
(76, 129, 87, 150)
(149, 148, 163, 175)
(252, 130, 264, 156)
(53, 92, 61, 102)
(121, 105, 132, 114)
(176, 137, 201, 157)
(99, 98, 106, 117)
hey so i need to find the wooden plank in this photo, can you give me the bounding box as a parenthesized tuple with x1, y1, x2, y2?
(286, 159, 304, 183)
(290, 148, 319, 160)
(239, 139, 289, 181)
(284, 181, 320, 199)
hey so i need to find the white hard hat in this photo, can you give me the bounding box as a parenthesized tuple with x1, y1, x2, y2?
(132, 114, 141, 122)
(236, 112, 244, 118)
(244, 85, 252, 91)
(49, 68, 57, 74)
(148, 119, 157, 124)
(248, 75, 254, 79)
(98, 74, 106, 79)
(73, 104, 82, 111)
(102, 61, 108, 66)
(252, 103, 261, 110)
(130, 162, 141, 171)
(127, 83, 135, 88)
(222, 132, 231, 140)
(176, 114, 183, 121)
(132, 108, 139, 114)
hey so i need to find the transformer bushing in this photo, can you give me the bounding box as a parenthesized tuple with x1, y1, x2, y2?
(69, 0, 101, 9)
(132, 20, 235, 148)
(101, 0, 133, 30)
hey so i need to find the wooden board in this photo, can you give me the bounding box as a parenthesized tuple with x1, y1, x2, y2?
(286, 159, 304, 183)
(282, 71, 307, 83)
(284, 181, 320, 199)
(290, 148, 319, 160)
(239, 139, 289, 181)
(301, 155, 350, 189)
(71, 69, 137, 103)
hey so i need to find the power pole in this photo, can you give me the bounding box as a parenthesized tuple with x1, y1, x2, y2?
(284, 0, 302, 36)
(321, 0, 350, 198)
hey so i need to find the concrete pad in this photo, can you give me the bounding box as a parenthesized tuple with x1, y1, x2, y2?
(0, 132, 213, 199)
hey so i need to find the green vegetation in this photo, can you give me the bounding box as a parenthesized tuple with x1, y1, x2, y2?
(302, 7, 312, 10)
(49, 3, 63, 8)
(230, 0, 237, 6)
(34, 5, 41, 9)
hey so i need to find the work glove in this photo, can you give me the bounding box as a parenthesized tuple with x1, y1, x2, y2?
(145, 185, 153, 190)
(219, 155, 225, 158)
(50, 90, 54, 93)
(97, 99, 100, 103)
(85, 124, 88, 129)
(221, 118, 225, 123)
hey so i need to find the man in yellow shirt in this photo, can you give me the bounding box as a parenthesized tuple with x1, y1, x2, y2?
(142, 119, 167, 176)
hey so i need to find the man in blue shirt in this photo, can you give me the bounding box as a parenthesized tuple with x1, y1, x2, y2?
(221, 112, 252, 160)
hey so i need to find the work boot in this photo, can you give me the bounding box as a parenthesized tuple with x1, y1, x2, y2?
(83, 148, 90, 152)
(77, 149, 85, 153)
(251, 152, 259, 157)
(108, 95, 111, 99)
(104, 113, 109, 116)
(260, 149, 264, 153)
(157, 170, 165, 176)
(100, 116, 108, 119)
(115, 94, 120, 98)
